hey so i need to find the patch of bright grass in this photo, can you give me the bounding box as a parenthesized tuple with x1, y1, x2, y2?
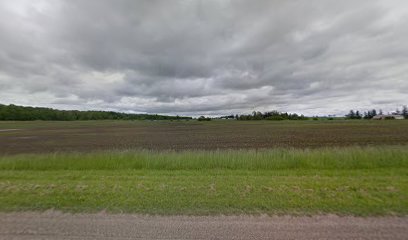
(1, 146, 407, 171)
(0, 146, 407, 215)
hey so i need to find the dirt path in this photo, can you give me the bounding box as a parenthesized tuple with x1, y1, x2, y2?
(0, 212, 407, 240)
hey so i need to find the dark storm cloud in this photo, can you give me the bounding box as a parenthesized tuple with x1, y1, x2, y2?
(0, 0, 407, 116)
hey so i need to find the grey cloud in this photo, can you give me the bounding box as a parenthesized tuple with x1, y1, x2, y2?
(0, 0, 407, 116)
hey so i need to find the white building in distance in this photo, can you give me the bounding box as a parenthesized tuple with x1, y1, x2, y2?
(372, 114, 405, 120)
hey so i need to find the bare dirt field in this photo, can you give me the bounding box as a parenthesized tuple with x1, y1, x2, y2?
(1, 120, 408, 154)
(0, 212, 407, 240)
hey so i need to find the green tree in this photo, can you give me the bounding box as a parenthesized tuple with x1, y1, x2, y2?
(402, 106, 408, 119)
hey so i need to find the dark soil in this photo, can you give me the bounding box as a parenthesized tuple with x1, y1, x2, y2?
(1, 120, 408, 155)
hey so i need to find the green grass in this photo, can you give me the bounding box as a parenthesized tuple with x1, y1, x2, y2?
(1, 146, 407, 215)
(1, 146, 407, 170)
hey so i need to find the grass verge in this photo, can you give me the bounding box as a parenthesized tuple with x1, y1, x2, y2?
(1, 146, 408, 170)
(0, 146, 407, 215)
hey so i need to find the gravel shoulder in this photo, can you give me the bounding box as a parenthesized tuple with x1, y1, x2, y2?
(0, 212, 407, 240)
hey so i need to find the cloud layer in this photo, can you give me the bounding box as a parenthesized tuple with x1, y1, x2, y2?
(1, 0, 407, 116)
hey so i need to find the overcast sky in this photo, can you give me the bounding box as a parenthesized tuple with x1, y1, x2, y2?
(0, 0, 407, 116)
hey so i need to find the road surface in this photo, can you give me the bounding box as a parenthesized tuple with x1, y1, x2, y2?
(0, 212, 407, 240)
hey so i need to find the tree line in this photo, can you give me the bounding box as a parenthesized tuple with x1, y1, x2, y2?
(1, 103, 407, 121)
(346, 106, 408, 119)
(233, 111, 308, 121)
(0, 104, 192, 121)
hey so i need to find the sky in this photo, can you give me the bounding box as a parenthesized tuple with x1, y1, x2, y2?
(0, 0, 407, 117)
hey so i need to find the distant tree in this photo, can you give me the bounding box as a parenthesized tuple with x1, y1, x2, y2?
(0, 104, 192, 121)
(364, 109, 377, 119)
(346, 110, 364, 119)
(197, 116, 211, 121)
(402, 106, 408, 119)
(346, 110, 355, 119)
(371, 109, 377, 118)
(236, 110, 308, 121)
(355, 111, 362, 119)
(251, 111, 263, 120)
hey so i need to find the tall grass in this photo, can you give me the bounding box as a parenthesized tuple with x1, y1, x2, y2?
(0, 146, 407, 171)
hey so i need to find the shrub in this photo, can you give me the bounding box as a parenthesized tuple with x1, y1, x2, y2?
(198, 116, 211, 121)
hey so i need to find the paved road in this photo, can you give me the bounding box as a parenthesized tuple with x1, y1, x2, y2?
(0, 212, 407, 240)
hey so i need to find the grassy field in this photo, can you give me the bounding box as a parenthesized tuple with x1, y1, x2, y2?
(1, 147, 407, 215)
(1, 120, 408, 154)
